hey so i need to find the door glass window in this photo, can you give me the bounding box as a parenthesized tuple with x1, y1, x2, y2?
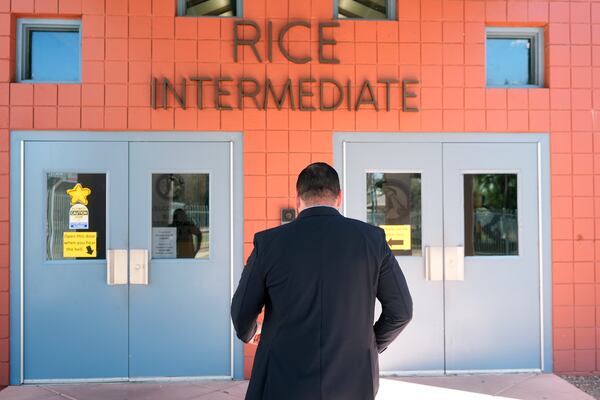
(464, 174, 518, 256)
(152, 174, 210, 259)
(367, 173, 422, 256)
(47, 173, 106, 260)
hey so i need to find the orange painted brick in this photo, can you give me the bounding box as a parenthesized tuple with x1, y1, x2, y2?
(554, 305, 575, 327)
(442, 21, 464, 43)
(245, 197, 266, 220)
(57, 107, 81, 129)
(574, 154, 594, 175)
(421, 21, 441, 43)
(127, 107, 151, 129)
(173, 108, 196, 130)
(82, 84, 104, 107)
(130, 0, 151, 15)
(507, 110, 528, 131)
(574, 132, 593, 154)
(266, 175, 289, 197)
(398, 0, 420, 21)
(354, 21, 377, 43)
(554, 328, 574, 350)
(550, 2, 570, 23)
(106, 38, 128, 61)
(106, 16, 128, 38)
(0, 108, 6, 128)
(465, 110, 486, 132)
(528, 2, 548, 23)
(265, 130, 287, 152)
(152, 0, 174, 16)
(574, 219, 595, 241)
(81, 107, 104, 129)
(34, 84, 57, 106)
(104, 107, 127, 129)
(552, 217, 573, 240)
(420, 0, 441, 21)
(267, 153, 288, 175)
(175, 18, 196, 39)
(33, 107, 57, 129)
(486, 1, 507, 22)
(569, 197, 600, 219)
(130, 16, 152, 38)
(244, 220, 267, 243)
(150, 107, 174, 129)
(82, 61, 105, 84)
(82, 0, 103, 14)
(400, 21, 420, 43)
(105, 61, 128, 83)
(529, 89, 550, 110)
(10, 84, 33, 106)
(572, 89, 592, 110)
(245, 175, 266, 198)
(574, 240, 595, 262)
(507, 1, 527, 21)
(554, 350, 575, 372)
(572, 175, 594, 197)
(554, 283, 575, 305)
(34, 0, 58, 13)
(105, 85, 127, 107)
(529, 110, 550, 132)
(82, 38, 105, 61)
(421, 43, 442, 65)
(152, 16, 174, 39)
(12, 0, 33, 12)
(82, 15, 104, 38)
(575, 327, 596, 349)
(106, 0, 127, 15)
(9, 106, 33, 129)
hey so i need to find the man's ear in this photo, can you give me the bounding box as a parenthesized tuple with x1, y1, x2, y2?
(296, 194, 302, 211)
(335, 191, 342, 209)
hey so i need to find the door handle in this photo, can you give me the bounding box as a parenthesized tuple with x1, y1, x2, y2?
(425, 246, 443, 281)
(445, 246, 464, 281)
(107, 249, 128, 285)
(130, 249, 149, 285)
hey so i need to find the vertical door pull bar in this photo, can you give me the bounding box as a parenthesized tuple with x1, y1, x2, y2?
(130, 249, 149, 285)
(107, 249, 128, 285)
(425, 246, 443, 281)
(445, 246, 465, 281)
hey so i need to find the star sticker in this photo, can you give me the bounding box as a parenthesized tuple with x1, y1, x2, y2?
(66, 183, 92, 206)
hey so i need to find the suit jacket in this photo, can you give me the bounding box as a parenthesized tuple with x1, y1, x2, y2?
(231, 206, 413, 400)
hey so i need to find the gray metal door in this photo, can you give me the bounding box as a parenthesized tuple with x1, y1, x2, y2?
(443, 143, 540, 372)
(344, 140, 541, 373)
(346, 142, 445, 374)
(128, 142, 232, 378)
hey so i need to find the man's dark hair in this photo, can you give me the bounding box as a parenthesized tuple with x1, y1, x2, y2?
(296, 162, 341, 202)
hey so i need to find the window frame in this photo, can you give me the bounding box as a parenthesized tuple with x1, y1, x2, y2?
(334, 0, 396, 20)
(485, 26, 545, 88)
(177, 0, 243, 17)
(16, 18, 82, 83)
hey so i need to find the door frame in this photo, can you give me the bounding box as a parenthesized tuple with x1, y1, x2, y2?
(9, 131, 245, 384)
(333, 132, 552, 373)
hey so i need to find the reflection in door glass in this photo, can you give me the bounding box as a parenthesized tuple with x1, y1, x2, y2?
(152, 174, 209, 259)
(464, 174, 518, 256)
(46, 173, 106, 260)
(367, 173, 422, 256)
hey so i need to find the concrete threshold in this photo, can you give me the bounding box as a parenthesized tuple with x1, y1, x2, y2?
(0, 374, 593, 400)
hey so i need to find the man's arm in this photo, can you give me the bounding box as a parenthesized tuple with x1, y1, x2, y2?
(231, 234, 267, 343)
(373, 230, 413, 353)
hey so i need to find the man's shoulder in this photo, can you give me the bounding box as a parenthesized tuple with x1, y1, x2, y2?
(253, 214, 384, 242)
(253, 221, 295, 243)
(341, 215, 386, 236)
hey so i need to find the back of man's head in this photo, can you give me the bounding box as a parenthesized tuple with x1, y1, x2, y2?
(296, 163, 341, 206)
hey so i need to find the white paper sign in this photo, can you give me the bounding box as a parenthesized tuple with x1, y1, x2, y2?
(152, 227, 177, 259)
(69, 203, 89, 229)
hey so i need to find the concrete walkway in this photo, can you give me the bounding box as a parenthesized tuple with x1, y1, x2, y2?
(0, 374, 593, 400)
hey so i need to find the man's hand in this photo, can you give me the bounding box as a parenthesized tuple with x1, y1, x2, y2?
(250, 322, 262, 345)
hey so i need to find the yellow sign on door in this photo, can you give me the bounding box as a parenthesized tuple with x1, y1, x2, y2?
(63, 232, 97, 258)
(380, 225, 411, 251)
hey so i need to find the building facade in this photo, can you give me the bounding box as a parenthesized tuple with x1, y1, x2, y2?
(0, 0, 597, 385)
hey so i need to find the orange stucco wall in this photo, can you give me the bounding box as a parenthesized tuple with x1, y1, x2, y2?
(0, 0, 599, 383)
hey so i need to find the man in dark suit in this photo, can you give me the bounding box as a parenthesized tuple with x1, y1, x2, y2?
(231, 162, 413, 400)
